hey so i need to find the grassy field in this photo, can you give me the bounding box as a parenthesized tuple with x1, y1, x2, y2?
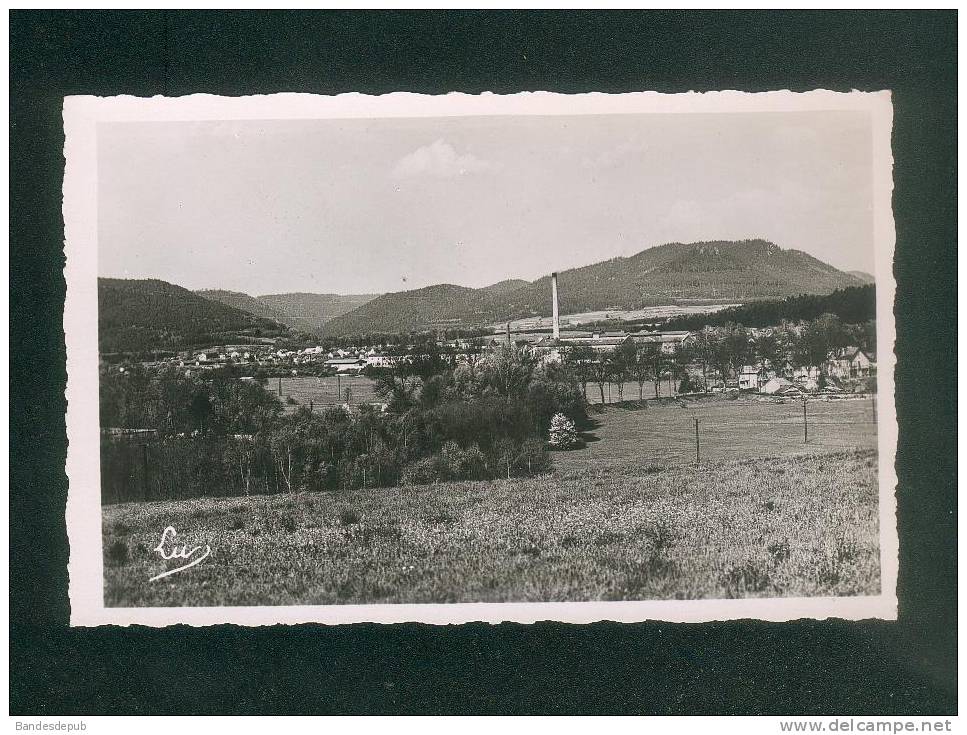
(561, 395, 878, 472)
(103, 401, 880, 606)
(277, 375, 378, 411)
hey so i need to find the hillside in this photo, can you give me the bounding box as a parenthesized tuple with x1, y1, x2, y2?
(255, 292, 378, 334)
(481, 278, 529, 295)
(848, 270, 876, 285)
(323, 284, 506, 337)
(99, 278, 288, 353)
(195, 289, 287, 322)
(503, 240, 863, 315)
(662, 283, 876, 331)
(324, 240, 865, 337)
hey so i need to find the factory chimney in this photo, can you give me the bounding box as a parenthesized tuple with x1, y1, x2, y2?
(551, 272, 560, 340)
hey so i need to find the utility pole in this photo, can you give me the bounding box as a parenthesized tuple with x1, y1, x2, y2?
(277, 376, 282, 397)
(871, 391, 877, 423)
(141, 443, 151, 501)
(694, 418, 700, 464)
(802, 396, 809, 444)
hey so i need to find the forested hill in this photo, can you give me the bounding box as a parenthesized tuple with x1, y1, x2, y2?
(501, 240, 863, 314)
(323, 240, 865, 337)
(323, 284, 507, 337)
(662, 284, 876, 330)
(481, 279, 529, 295)
(196, 290, 378, 334)
(195, 289, 287, 323)
(254, 293, 378, 334)
(99, 278, 288, 353)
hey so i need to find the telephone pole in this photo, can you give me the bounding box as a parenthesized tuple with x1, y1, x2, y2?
(802, 396, 809, 443)
(694, 417, 701, 464)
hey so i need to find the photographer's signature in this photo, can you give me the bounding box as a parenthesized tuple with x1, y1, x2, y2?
(149, 526, 211, 582)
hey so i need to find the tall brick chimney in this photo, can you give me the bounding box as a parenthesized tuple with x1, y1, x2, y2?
(551, 272, 560, 340)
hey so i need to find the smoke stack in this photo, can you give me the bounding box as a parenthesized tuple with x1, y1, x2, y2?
(551, 272, 560, 340)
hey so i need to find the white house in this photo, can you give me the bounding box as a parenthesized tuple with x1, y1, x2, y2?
(325, 357, 366, 374)
(827, 347, 876, 379)
(365, 354, 400, 369)
(738, 365, 766, 391)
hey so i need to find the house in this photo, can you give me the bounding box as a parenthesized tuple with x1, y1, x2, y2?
(760, 376, 793, 395)
(791, 365, 821, 383)
(630, 330, 692, 354)
(822, 347, 877, 380)
(325, 357, 366, 374)
(738, 365, 766, 392)
(365, 353, 400, 369)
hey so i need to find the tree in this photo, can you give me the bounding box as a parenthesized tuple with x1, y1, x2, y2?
(223, 437, 256, 495)
(693, 328, 718, 392)
(611, 339, 637, 402)
(547, 413, 580, 449)
(589, 353, 610, 404)
(481, 345, 537, 399)
(795, 313, 849, 373)
(753, 331, 784, 374)
(565, 345, 595, 400)
(373, 358, 419, 413)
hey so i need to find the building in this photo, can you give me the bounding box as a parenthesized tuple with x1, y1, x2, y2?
(825, 347, 876, 380)
(738, 365, 766, 391)
(630, 330, 693, 354)
(365, 353, 400, 369)
(325, 357, 366, 374)
(761, 376, 794, 395)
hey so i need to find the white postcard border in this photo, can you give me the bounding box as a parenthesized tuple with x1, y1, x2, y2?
(63, 90, 898, 626)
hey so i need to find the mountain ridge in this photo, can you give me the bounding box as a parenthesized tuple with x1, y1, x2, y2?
(323, 239, 865, 337)
(196, 290, 378, 334)
(100, 278, 288, 353)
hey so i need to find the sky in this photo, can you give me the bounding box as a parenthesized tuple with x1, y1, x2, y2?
(98, 110, 874, 296)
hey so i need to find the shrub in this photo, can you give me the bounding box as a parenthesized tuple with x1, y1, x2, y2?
(439, 441, 489, 481)
(678, 373, 698, 394)
(339, 448, 400, 491)
(401, 455, 446, 486)
(514, 438, 552, 476)
(547, 413, 580, 449)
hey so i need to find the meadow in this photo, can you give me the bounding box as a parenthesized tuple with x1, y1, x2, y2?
(277, 375, 378, 411)
(102, 397, 880, 606)
(561, 395, 878, 471)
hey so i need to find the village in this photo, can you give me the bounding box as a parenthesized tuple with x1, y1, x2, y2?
(127, 271, 876, 402)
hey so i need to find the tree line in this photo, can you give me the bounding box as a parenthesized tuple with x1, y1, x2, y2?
(662, 284, 875, 332)
(100, 345, 586, 503)
(560, 313, 875, 400)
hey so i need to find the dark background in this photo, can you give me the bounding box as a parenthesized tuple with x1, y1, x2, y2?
(10, 10, 957, 715)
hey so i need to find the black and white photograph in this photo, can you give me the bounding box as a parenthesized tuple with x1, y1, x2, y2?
(63, 90, 897, 625)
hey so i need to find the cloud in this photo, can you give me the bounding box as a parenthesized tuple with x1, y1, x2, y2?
(391, 139, 494, 178)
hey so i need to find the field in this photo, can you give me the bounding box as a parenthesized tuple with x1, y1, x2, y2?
(102, 398, 880, 606)
(560, 395, 878, 471)
(497, 302, 740, 331)
(277, 375, 378, 411)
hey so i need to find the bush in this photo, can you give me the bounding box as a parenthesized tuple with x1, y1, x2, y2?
(440, 441, 489, 481)
(401, 455, 446, 485)
(678, 373, 698, 394)
(548, 413, 580, 449)
(340, 449, 400, 491)
(514, 438, 552, 475)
